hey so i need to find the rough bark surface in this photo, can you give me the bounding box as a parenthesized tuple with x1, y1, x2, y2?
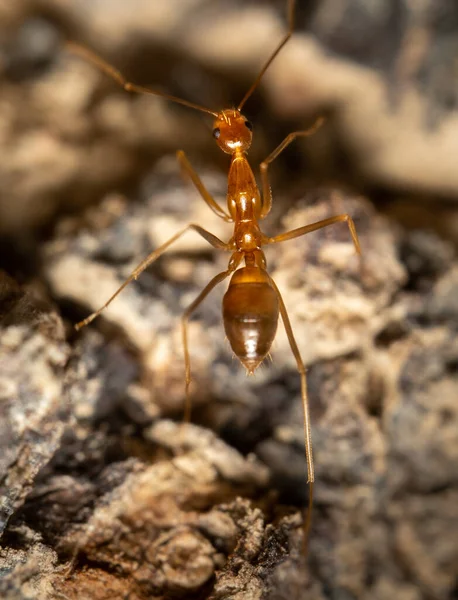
(0, 1, 457, 600)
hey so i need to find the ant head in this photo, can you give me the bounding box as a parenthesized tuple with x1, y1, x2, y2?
(212, 110, 253, 154)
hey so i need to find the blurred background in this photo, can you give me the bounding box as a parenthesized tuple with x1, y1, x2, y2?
(0, 1, 457, 599)
(1, 0, 458, 242)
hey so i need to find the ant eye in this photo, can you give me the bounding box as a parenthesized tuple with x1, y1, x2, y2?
(245, 120, 253, 131)
(213, 128, 221, 139)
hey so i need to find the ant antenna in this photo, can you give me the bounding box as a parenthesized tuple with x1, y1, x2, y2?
(238, 0, 295, 111)
(66, 42, 219, 118)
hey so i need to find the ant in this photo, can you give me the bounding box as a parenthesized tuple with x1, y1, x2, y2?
(70, 0, 361, 549)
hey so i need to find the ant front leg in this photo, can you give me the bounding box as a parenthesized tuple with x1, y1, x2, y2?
(259, 116, 325, 219)
(75, 224, 231, 330)
(177, 150, 233, 222)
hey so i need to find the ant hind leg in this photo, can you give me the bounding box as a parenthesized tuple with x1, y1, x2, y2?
(180, 269, 235, 424)
(267, 275, 315, 554)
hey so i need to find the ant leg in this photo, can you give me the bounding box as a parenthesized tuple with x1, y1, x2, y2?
(266, 214, 362, 255)
(181, 269, 235, 423)
(176, 150, 233, 222)
(75, 224, 231, 330)
(259, 117, 325, 219)
(268, 275, 314, 551)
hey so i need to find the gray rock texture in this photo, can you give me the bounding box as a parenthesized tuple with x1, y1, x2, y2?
(0, 1, 457, 599)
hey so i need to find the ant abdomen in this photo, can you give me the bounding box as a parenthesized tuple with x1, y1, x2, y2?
(222, 267, 279, 374)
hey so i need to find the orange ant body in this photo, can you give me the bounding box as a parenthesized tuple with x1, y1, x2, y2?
(71, 0, 361, 547)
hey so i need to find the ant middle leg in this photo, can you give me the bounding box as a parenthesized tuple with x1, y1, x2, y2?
(75, 224, 231, 330)
(259, 116, 325, 218)
(176, 150, 233, 222)
(266, 214, 362, 255)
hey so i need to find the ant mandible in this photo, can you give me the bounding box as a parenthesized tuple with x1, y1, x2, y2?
(71, 0, 361, 548)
